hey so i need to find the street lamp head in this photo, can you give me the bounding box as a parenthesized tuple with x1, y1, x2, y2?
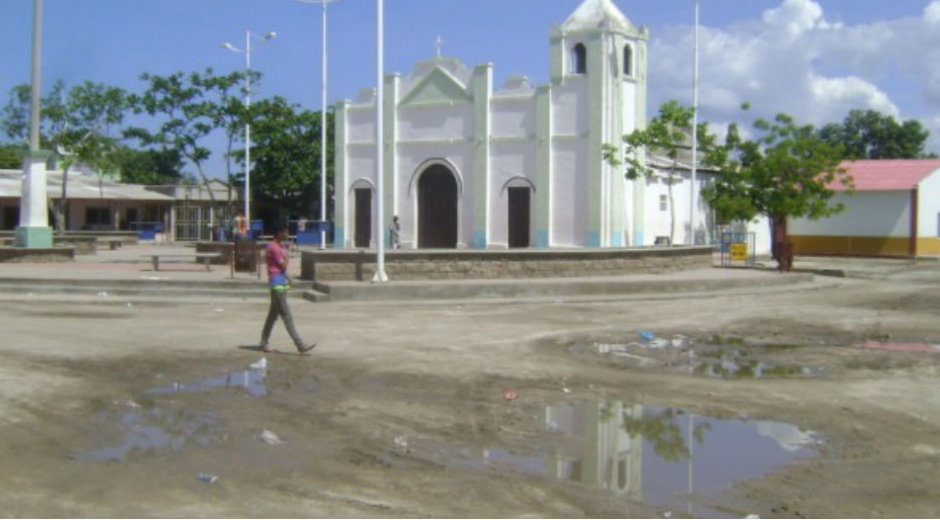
(222, 42, 240, 52)
(264, 31, 277, 40)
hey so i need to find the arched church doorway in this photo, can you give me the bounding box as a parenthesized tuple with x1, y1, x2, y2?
(354, 188, 372, 248)
(507, 187, 531, 248)
(417, 164, 458, 248)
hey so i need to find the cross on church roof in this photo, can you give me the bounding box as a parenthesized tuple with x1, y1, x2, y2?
(434, 35, 444, 58)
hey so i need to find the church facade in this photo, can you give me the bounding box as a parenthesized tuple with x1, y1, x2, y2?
(334, 0, 712, 250)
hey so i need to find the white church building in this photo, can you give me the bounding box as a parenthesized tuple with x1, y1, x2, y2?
(333, 0, 721, 250)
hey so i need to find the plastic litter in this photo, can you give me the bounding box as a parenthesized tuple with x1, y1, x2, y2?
(126, 302, 133, 308)
(639, 330, 655, 341)
(744, 515, 761, 519)
(213, 308, 224, 313)
(97, 291, 108, 298)
(503, 390, 517, 401)
(260, 429, 283, 445)
(393, 435, 409, 451)
(197, 473, 219, 484)
(249, 358, 267, 371)
(562, 387, 571, 394)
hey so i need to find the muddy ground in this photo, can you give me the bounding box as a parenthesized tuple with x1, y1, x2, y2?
(2, 268, 940, 518)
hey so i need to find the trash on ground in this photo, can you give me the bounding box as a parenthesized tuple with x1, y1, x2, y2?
(97, 291, 108, 298)
(197, 473, 219, 484)
(260, 429, 283, 445)
(503, 390, 517, 401)
(126, 302, 133, 307)
(213, 308, 224, 313)
(393, 435, 409, 451)
(249, 358, 267, 370)
(744, 515, 761, 519)
(562, 387, 571, 394)
(639, 330, 655, 341)
(859, 340, 940, 353)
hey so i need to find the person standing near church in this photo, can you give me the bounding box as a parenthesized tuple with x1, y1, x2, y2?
(232, 210, 248, 241)
(390, 215, 401, 249)
(259, 224, 316, 355)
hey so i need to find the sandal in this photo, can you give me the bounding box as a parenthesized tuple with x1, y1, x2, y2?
(259, 344, 274, 353)
(297, 342, 317, 355)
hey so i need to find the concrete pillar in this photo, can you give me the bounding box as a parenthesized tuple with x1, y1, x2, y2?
(15, 151, 53, 248)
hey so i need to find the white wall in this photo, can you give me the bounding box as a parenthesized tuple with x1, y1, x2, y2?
(790, 191, 910, 237)
(491, 99, 537, 139)
(347, 108, 377, 144)
(398, 105, 474, 142)
(917, 170, 940, 238)
(552, 139, 588, 246)
(552, 80, 589, 137)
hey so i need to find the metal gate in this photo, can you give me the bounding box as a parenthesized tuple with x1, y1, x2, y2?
(717, 228, 756, 268)
(176, 204, 216, 242)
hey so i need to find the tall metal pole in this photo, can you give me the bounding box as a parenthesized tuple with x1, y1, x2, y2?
(372, 0, 388, 282)
(690, 0, 700, 245)
(28, 0, 42, 152)
(319, 1, 329, 249)
(245, 30, 252, 224)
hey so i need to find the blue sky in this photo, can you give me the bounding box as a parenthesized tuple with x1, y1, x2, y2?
(2, 0, 939, 176)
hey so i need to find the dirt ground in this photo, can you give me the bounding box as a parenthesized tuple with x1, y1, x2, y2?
(2, 267, 940, 518)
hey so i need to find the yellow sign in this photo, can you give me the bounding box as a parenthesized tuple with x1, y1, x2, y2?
(730, 243, 749, 261)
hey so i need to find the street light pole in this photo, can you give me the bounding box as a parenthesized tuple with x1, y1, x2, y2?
(222, 30, 276, 227)
(373, 0, 388, 282)
(298, 0, 340, 250)
(690, 0, 700, 245)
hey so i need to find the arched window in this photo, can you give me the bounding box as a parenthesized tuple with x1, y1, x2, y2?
(623, 44, 633, 76)
(571, 43, 587, 75)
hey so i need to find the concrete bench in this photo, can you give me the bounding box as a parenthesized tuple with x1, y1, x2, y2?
(146, 253, 221, 272)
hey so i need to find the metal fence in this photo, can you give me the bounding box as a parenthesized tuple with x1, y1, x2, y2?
(716, 228, 756, 268)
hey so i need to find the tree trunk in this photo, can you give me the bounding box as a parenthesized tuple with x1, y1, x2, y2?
(770, 215, 790, 270)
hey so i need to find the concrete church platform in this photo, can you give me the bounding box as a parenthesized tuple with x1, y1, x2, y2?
(0, 242, 821, 303)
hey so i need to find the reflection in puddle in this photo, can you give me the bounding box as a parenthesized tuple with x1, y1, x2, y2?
(413, 401, 820, 518)
(146, 369, 268, 397)
(535, 402, 818, 517)
(78, 408, 220, 461)
(693, 358, 823, 379)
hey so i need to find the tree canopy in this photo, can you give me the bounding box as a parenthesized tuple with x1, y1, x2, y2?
(246, 96, 334, 216)
(703, 108, 852, 266)
(817, 109, 935, 159)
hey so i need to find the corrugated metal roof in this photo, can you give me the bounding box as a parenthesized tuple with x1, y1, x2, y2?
(833, 159, 940, 192)
(0, 170, 174, 201)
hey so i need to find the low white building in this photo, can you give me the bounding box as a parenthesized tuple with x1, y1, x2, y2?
(334, 0, 716, 250)
(789, 159, 940, 257)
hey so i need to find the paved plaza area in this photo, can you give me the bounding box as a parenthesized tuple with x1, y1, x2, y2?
(1, 245, 940, 517)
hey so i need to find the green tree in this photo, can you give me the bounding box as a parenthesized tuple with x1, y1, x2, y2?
(206, 70, 258, 205)
(110, 146, 184, 185)
(126, 69, 228, 202)
(817, 109, 934, 159)
(0, 144, 25, 168)
(1, 84, 31, 144)
(604, 100, 716, 246)
(246, 96, 334, 218)
(2, 80, 129, 232)
(703, 107, 852, 268)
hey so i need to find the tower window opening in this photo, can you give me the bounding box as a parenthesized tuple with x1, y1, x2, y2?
(571, 43, 587, 75)
(623, 44, 633, 76)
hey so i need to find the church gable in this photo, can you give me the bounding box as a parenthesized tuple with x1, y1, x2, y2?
(399, 66, 471, 106)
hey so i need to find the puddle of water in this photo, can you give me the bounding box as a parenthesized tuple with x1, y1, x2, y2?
(693, 358, 823, 379)
(411, 401, 820, 518)
(146, 369, 268, 397)
(77, 407, 220, 461)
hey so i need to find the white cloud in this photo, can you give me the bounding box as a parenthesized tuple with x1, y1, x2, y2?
(762, 0, 840, 36)
(926, 1, 940, 24)
(648, 0, 940, 154)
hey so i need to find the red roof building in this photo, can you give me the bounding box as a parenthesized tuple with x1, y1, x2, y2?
(790, 159, 940, 257)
